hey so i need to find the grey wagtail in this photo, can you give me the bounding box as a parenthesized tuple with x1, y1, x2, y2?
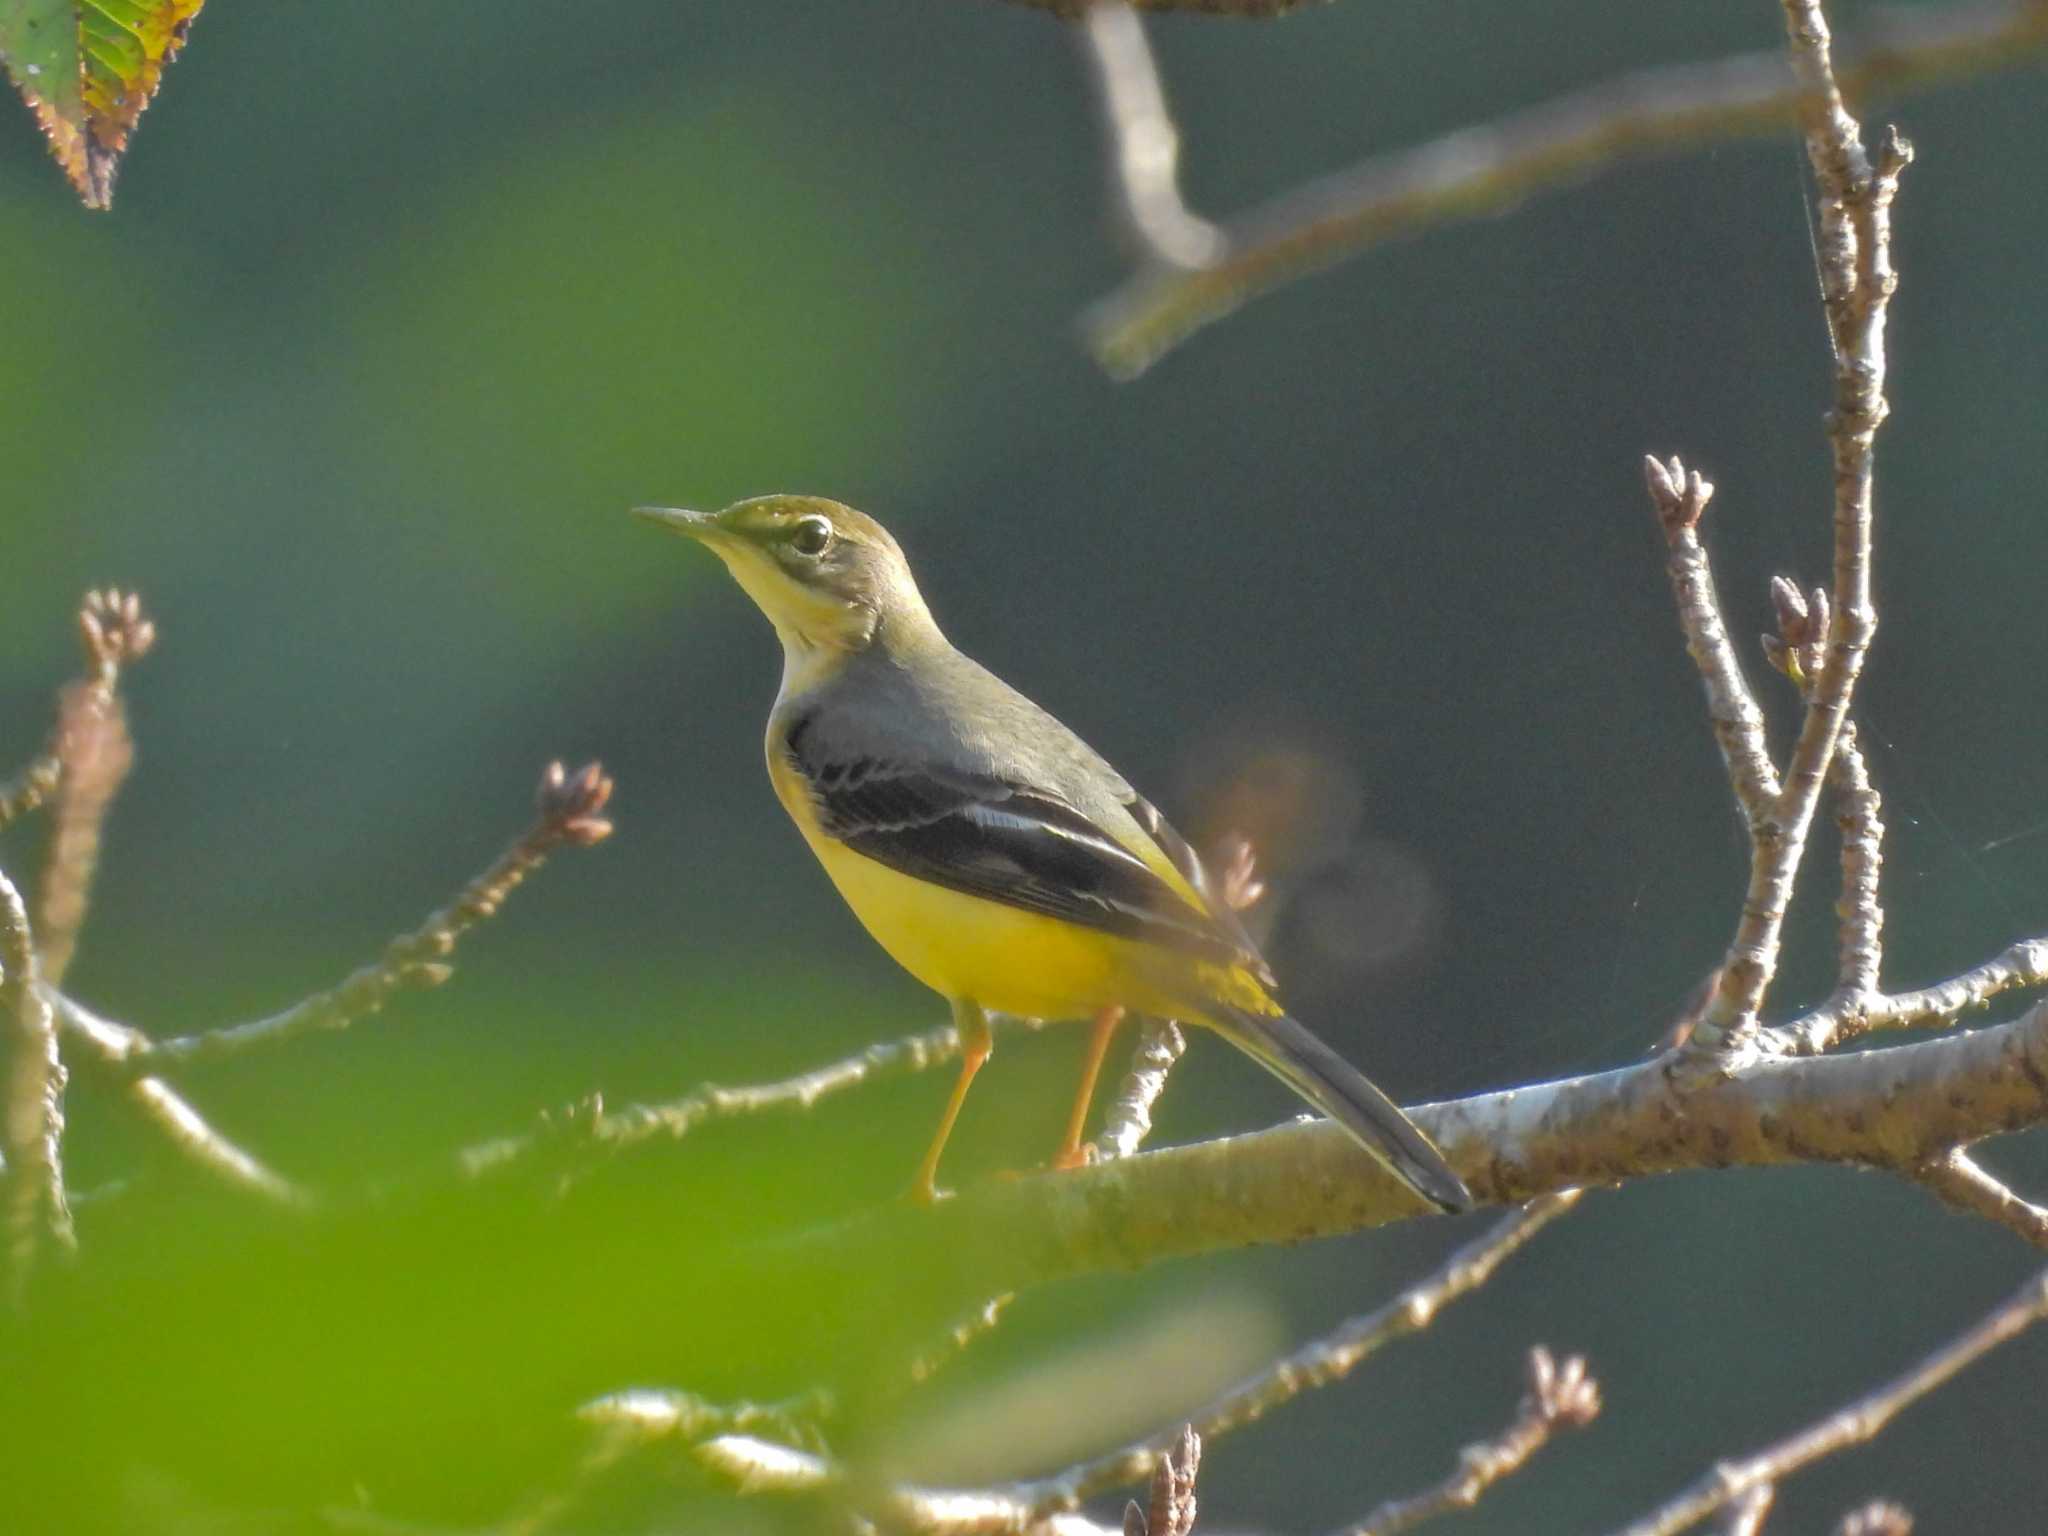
(636, 494, 1472, 1212)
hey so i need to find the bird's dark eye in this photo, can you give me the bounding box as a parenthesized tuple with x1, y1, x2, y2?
(789, 517, 834, 558)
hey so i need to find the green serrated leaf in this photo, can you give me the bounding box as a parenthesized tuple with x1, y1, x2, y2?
(2, 0, 204, 208)
(0, 0, 88, 193)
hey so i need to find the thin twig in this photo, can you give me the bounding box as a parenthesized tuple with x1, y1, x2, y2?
(1682, 0, 1910, 1057)
(1770, 935, 2048, 1056)
(35, 679, 133, 989)
(50, 957, 311, 1204)
(41, 760, 608, 1203)
(1763, 578, 1886, 1012)
(1094, 838, 1261, 1163)
(1646, 458, 1781, 828)
(35, 590, 155, 989)
(0, 591, 144, 834)
(101, 760, 612, 1077)
(1008, 1190, 1582, 1514)
(1826, 721, 1883, 1002)
(456, 1014, 1017, 1181)
(1077, 2, 1224, 269)
(1, 866, 74, 1293)
(1718, 1487, 1776, 1536)
(1338, 1347, 1600, 1536)
(1085, 1, 2040, 375)
(1093, 1020, 1186, 1163)
(1611, 1265, 2048, 1536)
(122, 1075, 306, 1206)
(1912, 1148, 2048, 1249)
(0, 755, 61, 834)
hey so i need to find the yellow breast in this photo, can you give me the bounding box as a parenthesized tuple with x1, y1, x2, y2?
(765, 741, 1217, 1022)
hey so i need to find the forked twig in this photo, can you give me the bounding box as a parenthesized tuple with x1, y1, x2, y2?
(1339, 1347, 1600, 1536)
(93, 761, 612, 1077)
(1658, 0, 1910, 1059)
(1007, 1190, 1582, 1514)
(1769, 935, 2048, 1057)
(40, 759, 610, 1208)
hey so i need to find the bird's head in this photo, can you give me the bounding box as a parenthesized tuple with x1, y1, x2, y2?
(635, 495, 934, 656)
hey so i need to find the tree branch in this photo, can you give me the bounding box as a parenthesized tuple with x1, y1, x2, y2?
(1646, 458, 1780, 827)
(1084, 1, 2036, 375)
(1612, 1264, 2048, 1536)
(768, 997, 2048, 1326)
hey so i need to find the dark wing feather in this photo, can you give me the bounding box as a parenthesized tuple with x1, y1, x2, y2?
(787, 720, 1248, 969)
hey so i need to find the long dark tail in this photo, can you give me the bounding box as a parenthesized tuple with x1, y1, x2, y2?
(1212, 1006, 1472, 1213)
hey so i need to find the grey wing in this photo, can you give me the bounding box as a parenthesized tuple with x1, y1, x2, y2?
(782, 709, 1251, 970)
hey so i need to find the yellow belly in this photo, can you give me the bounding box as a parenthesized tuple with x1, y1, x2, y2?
(766, 738, 1274, 1023)
(806, 831, 1166, 1019)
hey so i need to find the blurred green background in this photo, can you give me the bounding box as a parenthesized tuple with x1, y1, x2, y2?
(3, 2, 2045, 1530)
